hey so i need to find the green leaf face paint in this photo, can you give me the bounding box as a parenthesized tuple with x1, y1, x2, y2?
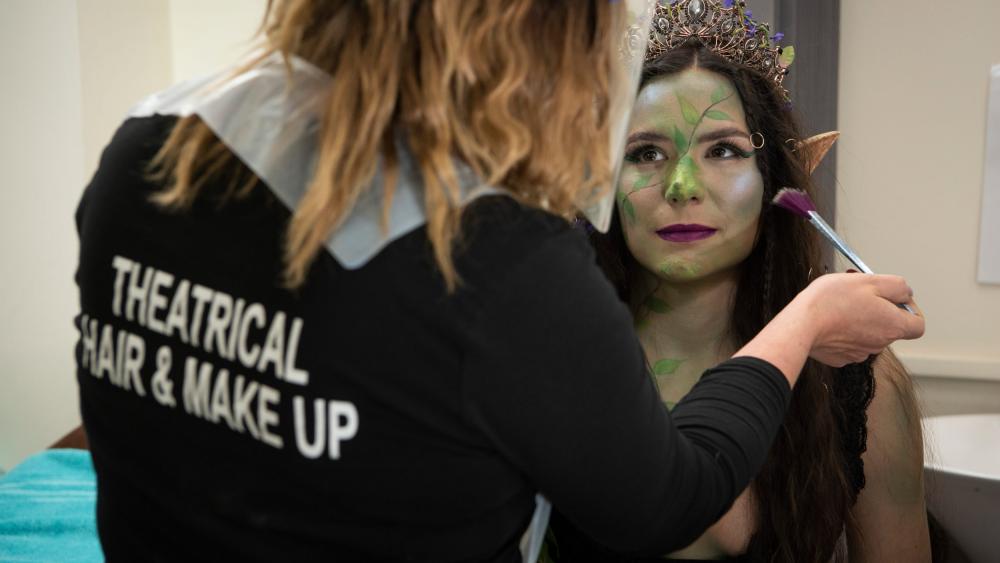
(672, 125, 689, 155)
(653, 358, 685, 376)
(643, 295, 670, 314)
(616, 68, 765, 284)
(622, 198, 636, 222)
(678, 95, 701, 126)
(710, 84, 728, 104)
(705, 109, 732, 121)
(633, 172, 655, 191)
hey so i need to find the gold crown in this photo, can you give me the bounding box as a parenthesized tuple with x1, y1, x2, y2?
(645, 0, 795, 100)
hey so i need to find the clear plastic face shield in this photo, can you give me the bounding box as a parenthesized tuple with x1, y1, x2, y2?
(581, 0, 655, 233)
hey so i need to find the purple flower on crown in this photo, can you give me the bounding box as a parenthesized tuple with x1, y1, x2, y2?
(747, 24, 757, 36)
(745, 9, 753, 18)
(722, 0, 735, 7)
(771, 32, 785, 42)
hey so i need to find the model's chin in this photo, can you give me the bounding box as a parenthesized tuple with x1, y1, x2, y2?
(656, 256, 704, 281)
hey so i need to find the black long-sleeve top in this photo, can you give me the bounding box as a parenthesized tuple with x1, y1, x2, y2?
(74, 115, 791, 562)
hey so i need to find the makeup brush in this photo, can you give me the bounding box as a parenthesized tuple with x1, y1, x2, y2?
(772, 187, 917, 314)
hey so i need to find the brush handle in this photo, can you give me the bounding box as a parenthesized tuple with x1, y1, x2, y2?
(807, 212, 918, 315)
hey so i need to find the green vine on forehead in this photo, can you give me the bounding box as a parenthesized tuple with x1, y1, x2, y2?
(711, 84, 727, 104)
(674, 89, 735, 162)
(679, 96, 701, 126)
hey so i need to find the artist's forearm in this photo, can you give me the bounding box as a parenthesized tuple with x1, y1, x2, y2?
(733, 295, 815, 388)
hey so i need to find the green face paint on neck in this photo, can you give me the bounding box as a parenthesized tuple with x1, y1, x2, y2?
(652, 358, 686, 411)
(643, 294, 671, 314)
(653, 358, 685, 375)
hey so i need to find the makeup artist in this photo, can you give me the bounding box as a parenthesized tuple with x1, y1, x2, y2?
(73, 1, 924, 561)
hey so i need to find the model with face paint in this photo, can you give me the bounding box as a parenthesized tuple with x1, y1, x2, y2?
(550, 44, 932, 563)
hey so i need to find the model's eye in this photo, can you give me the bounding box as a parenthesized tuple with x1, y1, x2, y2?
(625, 146, 667, 164)
(708, 144, 738, 159)
(707, 142, 754, 160)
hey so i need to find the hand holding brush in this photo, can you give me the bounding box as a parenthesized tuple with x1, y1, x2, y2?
(772, 187, 918, 315)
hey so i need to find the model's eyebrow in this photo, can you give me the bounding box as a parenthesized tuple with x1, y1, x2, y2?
(626, 131, 671, 145)
(696, 127, 750, 144)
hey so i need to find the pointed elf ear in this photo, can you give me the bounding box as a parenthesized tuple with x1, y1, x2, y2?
(796, 131, 840, 174)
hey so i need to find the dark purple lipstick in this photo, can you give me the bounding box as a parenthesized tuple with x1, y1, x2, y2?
(656, 224, 717, 242)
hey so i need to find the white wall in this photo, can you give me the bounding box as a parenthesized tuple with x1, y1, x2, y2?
(169, 0, 267, 82)
(839, 0, 1000, 390)
(0, 0, 265, 471)
(77, 0, 173, 180)
(0, 0, 88, 472)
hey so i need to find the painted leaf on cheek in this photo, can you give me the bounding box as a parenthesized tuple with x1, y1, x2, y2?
(632, 172, 655, 193)
(672, 125, 689, 155)
(622, 197, 636, 222)
(678, 95, 701, 126)
(653, 358, 685, 376)
(705, 110, 732, 121)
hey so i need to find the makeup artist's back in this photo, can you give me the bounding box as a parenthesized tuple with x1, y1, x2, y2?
(71, 3, 624, 559)
(75, 115, 565, 561)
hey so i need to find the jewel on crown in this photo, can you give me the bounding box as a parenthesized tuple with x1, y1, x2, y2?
(645, 0, 795, 100)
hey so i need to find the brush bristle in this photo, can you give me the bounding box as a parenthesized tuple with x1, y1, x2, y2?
(771, 187, 816, 218)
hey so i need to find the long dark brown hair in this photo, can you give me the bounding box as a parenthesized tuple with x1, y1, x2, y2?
(590, 41, 870, 562)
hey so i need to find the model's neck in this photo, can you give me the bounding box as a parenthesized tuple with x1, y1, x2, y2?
(633, 267, 740, 367)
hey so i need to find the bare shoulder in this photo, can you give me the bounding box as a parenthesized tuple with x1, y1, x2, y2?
(866, 350, 923, 471)
(848, 349, 931, 562)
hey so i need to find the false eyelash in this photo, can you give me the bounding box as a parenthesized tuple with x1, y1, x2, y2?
(713, 142, 755, 159)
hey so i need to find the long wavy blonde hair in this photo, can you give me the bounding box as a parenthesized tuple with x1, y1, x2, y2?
(150, 0, 623, 288)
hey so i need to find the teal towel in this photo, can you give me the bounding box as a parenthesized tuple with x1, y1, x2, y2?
(0, 449, 103, 562)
